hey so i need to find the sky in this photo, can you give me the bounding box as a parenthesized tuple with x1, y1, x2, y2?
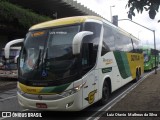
(75, 0, 160, 50)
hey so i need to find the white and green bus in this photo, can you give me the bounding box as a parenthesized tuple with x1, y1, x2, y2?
(17, 16, 144, 111)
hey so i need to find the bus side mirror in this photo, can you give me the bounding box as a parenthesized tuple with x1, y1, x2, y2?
(72, 31, 93, 55)
(4, 38, 24, 59)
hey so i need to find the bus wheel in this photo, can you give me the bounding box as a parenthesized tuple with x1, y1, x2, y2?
(134, 70, 140, 82)
(139, 68, 141, 79)
(99, 81, 110, 105)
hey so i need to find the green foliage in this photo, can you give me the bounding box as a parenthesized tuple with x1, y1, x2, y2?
(0, 1, 51, 29)
(127, 0, 160, 19)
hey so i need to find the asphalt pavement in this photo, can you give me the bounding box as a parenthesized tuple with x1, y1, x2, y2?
(0, 78, 17, 92)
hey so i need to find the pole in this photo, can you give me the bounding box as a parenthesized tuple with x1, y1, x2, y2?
(118, 19, 152, 31)
(118, 19, 157, 74)
(110, 6, 112, 23)
(110, 6, 115, 23)
(153, 30, 157, 74)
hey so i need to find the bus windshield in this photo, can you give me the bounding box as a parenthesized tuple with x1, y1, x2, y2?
(19, 25, 81, 85)
(144, 53, 149, 62)
(143, 50, 149, 63)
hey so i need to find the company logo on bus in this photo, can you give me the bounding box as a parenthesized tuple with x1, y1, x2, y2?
(103, 58, 113, 65)
(131, 55, 140, 61)
(26, 88, 37, 93)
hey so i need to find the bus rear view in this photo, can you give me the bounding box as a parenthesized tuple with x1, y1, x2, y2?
(0, 47, 21, 78)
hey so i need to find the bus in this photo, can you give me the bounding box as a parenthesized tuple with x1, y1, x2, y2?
(0, 47, 21, 78)
(142, 46, 159, 71)
(0, 39, 23, 78)
(16, 16, 144, 111)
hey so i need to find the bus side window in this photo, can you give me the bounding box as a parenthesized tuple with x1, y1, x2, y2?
(101, 42, 110, 56)
(82, 43, 89, 67)
(114, 32, 133, 52)
(81, 42, 94, 69)
(81, 22, 101, 74)
(101, 24, 115, 56)
(131, 39, 141, 53)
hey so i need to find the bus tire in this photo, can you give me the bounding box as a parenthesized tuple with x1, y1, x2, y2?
(139, 68, 141, 79)
(134, 70, 140, 82)
(99, 80, 110, 105)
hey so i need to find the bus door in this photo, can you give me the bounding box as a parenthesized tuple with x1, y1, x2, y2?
(81, 43, 98, 108)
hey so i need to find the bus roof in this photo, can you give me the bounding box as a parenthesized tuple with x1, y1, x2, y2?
(29, 15, 140, 42)
(29, 16, 102, 30)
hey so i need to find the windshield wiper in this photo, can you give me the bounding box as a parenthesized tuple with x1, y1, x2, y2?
(44, 48, 48, 61)
(33, 49, 42, 69)
(42, 48, 48, 69)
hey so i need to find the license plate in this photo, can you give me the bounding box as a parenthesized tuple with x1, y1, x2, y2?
(36, 103, 47, 108)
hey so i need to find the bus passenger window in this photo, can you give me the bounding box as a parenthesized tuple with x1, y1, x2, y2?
(82, 44, 88, 66)
(81, 43, 94, 68)
(102, 24, 115, 55)
(101, 42, 110, 56)
(81, 22, 101, 74)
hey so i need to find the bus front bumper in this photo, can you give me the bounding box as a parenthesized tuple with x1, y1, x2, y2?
(17, 91, 82, 111)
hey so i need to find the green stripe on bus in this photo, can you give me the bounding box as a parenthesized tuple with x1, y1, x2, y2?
(120, 52, 131, 77)
(114, 51, 131, 79)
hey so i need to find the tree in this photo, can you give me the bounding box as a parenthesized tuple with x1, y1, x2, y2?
(0, 1, 51, 29)
(127, 0, 160, 21)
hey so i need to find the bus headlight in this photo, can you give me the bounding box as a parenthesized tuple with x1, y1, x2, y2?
(17, 84, 25, 95)
(60, 82, 86, 97)
(60, 89, 76, 97)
